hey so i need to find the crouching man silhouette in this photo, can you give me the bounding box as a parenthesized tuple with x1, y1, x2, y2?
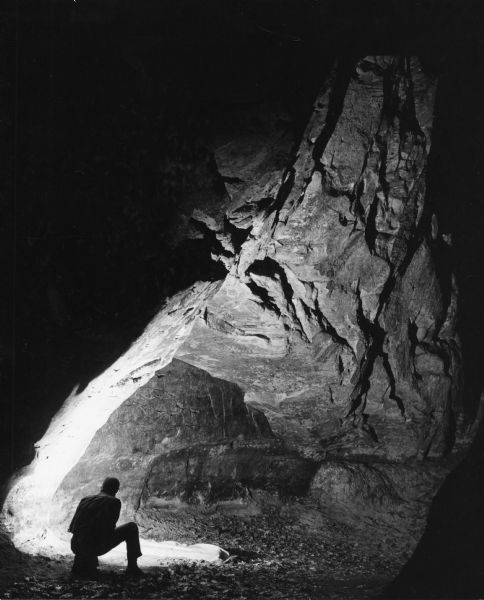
(68, 477, 143, 578)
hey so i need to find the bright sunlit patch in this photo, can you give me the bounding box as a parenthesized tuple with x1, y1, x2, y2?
(105, 540, 225, 566)
(2, 282, 222, 563)
(17, 531, 224, 566)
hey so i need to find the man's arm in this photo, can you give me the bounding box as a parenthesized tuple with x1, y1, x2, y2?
(68, 500, 82, 533)
(106, 498, 121, 530)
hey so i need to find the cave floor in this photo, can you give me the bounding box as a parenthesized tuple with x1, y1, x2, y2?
(0, 509, 406, 599)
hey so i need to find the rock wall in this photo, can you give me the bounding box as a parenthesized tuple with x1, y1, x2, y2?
(51, 55, 463, 549)
(310, 459, 450, 544)
(178, 55, 461, 462)
(385, 440, 484, 597)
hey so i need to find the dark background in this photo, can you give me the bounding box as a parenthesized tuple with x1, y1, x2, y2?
(2, 0, 484, 483)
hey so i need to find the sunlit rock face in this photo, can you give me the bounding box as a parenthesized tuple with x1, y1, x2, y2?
(177, 56, 461, 463)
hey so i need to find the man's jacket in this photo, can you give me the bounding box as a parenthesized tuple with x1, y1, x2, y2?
(68, 492, 121, 553)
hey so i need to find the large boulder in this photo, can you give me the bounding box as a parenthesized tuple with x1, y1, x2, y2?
(54, 360, 315, 535)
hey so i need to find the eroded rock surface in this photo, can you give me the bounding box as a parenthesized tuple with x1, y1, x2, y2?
(177, 56, 461, 463)
(310, 459, 452, 545)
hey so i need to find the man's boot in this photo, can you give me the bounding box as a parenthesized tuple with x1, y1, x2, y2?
(71, 554, 99, 579)
(125, 555, 144, 578)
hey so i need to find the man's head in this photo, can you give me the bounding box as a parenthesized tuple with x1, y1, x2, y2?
(101, 477, 120, 496)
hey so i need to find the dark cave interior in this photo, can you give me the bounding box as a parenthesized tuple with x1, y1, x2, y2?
(2, 1, 484, 598)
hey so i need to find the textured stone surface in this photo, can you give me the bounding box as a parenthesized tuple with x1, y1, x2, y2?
(310, 459, 452, 547)
(177, 56, 461, 463)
